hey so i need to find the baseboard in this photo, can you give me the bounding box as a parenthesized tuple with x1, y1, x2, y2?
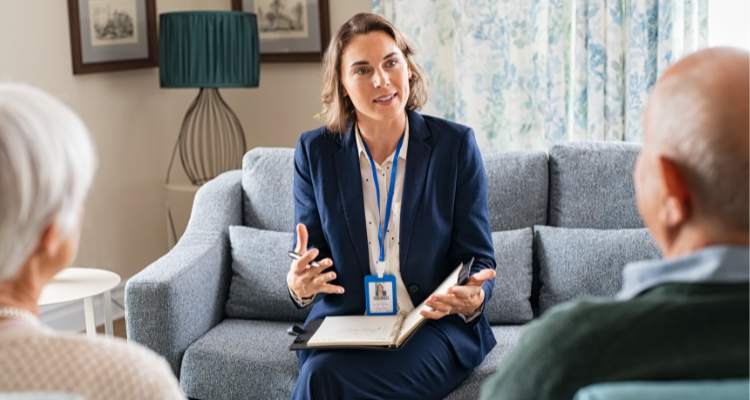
(39, 281, 126, 333)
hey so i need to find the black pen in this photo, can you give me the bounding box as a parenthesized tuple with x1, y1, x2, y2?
(288, 251, 321, 268)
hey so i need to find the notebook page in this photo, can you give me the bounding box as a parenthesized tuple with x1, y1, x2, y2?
(307, 315, 399, 347)
(396, 263, 463, 346)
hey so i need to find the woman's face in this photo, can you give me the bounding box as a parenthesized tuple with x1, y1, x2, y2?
(340, 31, 411, 126)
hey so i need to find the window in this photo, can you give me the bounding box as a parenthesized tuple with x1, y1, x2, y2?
(709, 0, 749, 49)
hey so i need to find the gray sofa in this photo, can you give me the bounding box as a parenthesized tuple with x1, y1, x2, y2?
(126, 141, 661, 400)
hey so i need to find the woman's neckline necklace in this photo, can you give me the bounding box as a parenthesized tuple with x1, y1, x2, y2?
(0, 306, 40, 326)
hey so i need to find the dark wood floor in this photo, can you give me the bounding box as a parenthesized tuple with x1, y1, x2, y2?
(95, 318, 127, 338)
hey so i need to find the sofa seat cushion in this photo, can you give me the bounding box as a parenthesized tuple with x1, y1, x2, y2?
(486, 229, 534, 324)
(180, 319, 303, 400)
(444, 325, 525, 400)
(181, 320, 525, 400)
(225, 226, 311, 321)
(535, 226, 661, 313)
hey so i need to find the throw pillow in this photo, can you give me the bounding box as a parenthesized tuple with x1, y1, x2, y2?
(225, 226, 311, 321)
(535, 226, 661, 313)
(485, 228, 534, 324)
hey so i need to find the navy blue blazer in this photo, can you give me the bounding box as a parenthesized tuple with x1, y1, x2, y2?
(292, 110, 497, 369)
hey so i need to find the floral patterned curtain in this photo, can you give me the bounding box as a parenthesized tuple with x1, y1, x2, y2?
(373, 0, 708, 152)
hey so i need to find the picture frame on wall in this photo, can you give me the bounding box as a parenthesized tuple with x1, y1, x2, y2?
(67, 0, 158, 74)
(231, 0, 330, 63)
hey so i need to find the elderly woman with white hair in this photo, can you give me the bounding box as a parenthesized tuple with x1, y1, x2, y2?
(0, 84, 185, 399)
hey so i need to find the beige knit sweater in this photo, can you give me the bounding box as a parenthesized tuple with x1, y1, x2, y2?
(0, 323, 185, 400)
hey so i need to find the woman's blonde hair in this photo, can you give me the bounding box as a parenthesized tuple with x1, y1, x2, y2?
(316, 13, 429, 135)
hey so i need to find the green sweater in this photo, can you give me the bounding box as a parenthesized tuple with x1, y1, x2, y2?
(479, 283, 749, 400)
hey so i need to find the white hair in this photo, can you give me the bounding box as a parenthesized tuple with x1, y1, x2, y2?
(0, 84, 97, 281)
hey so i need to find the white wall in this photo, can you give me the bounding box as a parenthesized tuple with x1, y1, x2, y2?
(0, 0, 371, 281)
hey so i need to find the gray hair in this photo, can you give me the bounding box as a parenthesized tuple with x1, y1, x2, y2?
(0, 84, 97, 281)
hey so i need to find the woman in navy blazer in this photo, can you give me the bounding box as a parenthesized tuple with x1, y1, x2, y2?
(287, 13, 497, 400)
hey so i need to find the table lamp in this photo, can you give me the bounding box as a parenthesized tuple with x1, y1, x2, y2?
(160, 11, 259, 185)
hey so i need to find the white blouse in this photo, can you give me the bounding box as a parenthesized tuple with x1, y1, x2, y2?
(355, 120, 414, 314)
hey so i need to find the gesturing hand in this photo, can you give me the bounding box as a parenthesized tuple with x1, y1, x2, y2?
(286, 223, 344, 299)
(420, 268, 496, 320)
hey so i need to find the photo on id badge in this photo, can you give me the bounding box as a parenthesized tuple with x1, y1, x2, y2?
(365, 275, 397, 315)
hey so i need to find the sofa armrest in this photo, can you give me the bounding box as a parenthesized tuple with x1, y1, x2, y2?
(125, 170, 242, 377)
(573, 379, 750, 400)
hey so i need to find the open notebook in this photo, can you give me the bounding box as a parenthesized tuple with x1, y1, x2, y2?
(288, 259, 472, 350)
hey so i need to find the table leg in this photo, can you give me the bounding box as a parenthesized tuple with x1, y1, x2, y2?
(103, 290, 114, 337)
(83, 296, 96, 337)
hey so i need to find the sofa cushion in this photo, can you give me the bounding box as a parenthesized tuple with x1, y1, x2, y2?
(180, 319, 301, 400)
(485, 229, 534, 324)
(548, 142, 643, 229)
(225, 226, 311, 321)
(242, 148, 295, 232)
(181, 320, 525, 400)
(483, 151, 548, 231)
(534, 226, 661, 313)
(444, 325, 525, 399)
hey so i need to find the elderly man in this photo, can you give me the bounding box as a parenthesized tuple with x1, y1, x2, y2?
(479, 47, 749, 400)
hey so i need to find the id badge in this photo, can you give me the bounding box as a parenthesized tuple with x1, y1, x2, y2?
(365, 274, 397, 315)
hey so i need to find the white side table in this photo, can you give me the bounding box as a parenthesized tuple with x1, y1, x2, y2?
(38, 268, 121, 337)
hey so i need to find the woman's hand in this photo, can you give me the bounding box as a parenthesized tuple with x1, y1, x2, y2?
(420, 268, 496, 320)
(287, 223, 345, 299)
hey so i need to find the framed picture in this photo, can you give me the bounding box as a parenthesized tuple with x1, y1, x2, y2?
(232, 0, 330, 63)
(67, 0, 158, 74)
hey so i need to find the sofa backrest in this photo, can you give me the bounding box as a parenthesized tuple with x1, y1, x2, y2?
(237, 142, 658, 322)
(547, 142, 643, 229)
(242, 148, 295, 232)
(241, 147, 549, 233)
(484, 151, 548, 231)
(238, 147, 549, 324)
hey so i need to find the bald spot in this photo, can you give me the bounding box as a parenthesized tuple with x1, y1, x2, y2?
(644, 47, 750, 231)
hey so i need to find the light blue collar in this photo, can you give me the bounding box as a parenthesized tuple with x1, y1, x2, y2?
(616, 246, 749, 300)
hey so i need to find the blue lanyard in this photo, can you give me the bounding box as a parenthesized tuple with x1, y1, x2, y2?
(361, 132, 405, 265)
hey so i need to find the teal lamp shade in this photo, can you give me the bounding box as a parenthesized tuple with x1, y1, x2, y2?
(159, 11, 259, 186)
(159, 11, 259, 88)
